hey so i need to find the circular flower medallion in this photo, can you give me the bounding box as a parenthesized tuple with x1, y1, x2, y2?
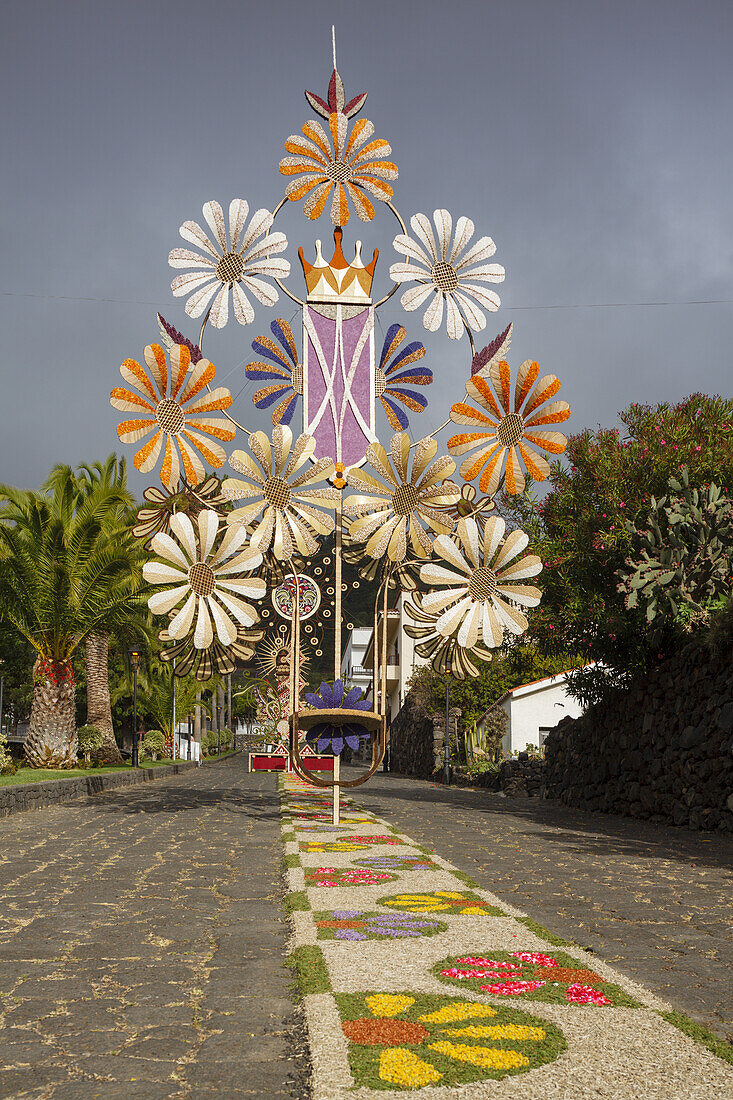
(272, 573, 321, 621)
(337, 992, 565, 1089)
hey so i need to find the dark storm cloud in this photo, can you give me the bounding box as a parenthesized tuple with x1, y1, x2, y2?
(1, 0, 731, 490)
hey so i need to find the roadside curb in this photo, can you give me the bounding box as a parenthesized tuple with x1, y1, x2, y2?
(0, 760, 196, 818)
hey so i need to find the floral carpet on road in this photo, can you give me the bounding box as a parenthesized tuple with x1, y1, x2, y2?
(280, 775, 733, 1098)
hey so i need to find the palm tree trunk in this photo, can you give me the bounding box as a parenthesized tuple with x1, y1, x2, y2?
(85, 632, 123, 764)
(25, 657, 78, 768)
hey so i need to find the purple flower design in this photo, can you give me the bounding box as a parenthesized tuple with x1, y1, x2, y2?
(376, 324, 432, 431)
(244, 319, 302, 426)
(304, 679, 372, 755)
(335, 929, 368, 941)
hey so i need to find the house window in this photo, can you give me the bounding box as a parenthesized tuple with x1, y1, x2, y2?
(538, 727, 552, 747)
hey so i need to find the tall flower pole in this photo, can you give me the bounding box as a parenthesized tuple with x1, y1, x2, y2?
(113, 37, 573, 804)
(444, 665, 451, 786)
(129, 646, 141, 768)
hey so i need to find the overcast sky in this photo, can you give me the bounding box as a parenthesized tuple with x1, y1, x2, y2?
(1, 0, 731, 493)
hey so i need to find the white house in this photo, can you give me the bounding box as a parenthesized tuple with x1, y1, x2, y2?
(340, 627, 374, 701)
(359, 591, 428, 722)
(480, 671, 585, 756)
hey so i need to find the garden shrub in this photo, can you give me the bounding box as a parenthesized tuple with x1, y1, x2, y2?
(141, 729, 165, 760)
(77, 724, 104, 764)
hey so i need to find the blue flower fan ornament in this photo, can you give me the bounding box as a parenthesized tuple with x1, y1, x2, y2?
(303, 680, 372, 755)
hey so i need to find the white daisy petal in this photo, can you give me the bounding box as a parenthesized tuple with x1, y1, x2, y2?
(147, 584, 191, 616)
(170, 512, 198, 563)
(168, 591, 197, 640)
(197, 509, 219, 560)
(239, 208, 275, 256)
(241, 274, 279, 308)
(193, 597, 213, 648)
(202, 200, 228, 251)
(410, 212, 439, 262)
(149, 530, 191, 570)
(400, 283, 435, 312)
(171, 271, 216, 295)
(457, 600, 482, 648)
(445, 293, 464, 340)
(455, 235, 498, 269)
(168, 248, 216, 270)
(208, 283, 230, 329)
(389, 262, 429, 284)
(184, 280, 220, 318)
(458, 282, 502, 314)
(179, 220, 220, 259)
(207, 596, 237, 646)
(422, 291, 444, 332)
(229, 198, 249, 250)
(448, 216, 475, 264)
(433, 209, 453, 260)
(391, 233, 432, 269)
(143, 562, 188, 586)
(231, 281, 255, 325)
(452, 290, 487, 334)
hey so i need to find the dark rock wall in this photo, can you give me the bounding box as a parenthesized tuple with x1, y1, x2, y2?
(544, 641, 733, 832)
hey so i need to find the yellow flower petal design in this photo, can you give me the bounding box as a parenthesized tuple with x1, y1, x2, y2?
(460, 906, 489, 914)
(418, 1004, 497, 1024)
(379, 1048, 442, 1087)
(436, 891, 465, 899)
(441, 1025, 546, 1041)
(366, 995, 415, 1018)
(428, 1041, 529, 1069)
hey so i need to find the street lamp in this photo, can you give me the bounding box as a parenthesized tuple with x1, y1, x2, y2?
(129, 646, 141, 768)
(217, 703, 223, 756)
(443, 666, 451, 786)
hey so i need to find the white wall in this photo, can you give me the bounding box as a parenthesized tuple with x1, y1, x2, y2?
(501, 678, 584, 755)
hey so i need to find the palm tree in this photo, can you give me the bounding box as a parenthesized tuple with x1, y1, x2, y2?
(44, 457, 143, 764)
(0, 473, 144, 768)
(138, 664, 212, 749)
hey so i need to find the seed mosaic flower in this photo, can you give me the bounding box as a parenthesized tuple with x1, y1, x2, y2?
(314, 910, 447, 942)
(378, 890, 505, 916)
(301, 835, 405, 853)
(353, 855, 440, 872)
(337, 991, 565, 1089)
(435, 951, 640, 1007)
(304, 867, 398, 888)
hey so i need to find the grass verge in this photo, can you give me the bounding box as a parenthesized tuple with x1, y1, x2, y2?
(284, 890, 311, 913)
(659, 1010, 733, 1064)
(288, 945, 331, 996)
(515, 916, 577, 948)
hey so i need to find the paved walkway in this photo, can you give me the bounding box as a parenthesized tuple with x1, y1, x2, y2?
(348, 767, 733, 1040)
(0, 757, 306, 1100)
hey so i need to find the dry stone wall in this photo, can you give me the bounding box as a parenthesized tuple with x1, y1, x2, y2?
(544, 639, 733, 832)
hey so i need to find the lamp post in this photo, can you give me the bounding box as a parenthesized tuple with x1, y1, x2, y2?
(217, 703, 222, 756)
(443, 667, 451, 786)
(129, 646, 141, 768)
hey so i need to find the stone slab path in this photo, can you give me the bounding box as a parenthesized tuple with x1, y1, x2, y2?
(284, 773, 733, 1098)
(348, 768, 733, 1040)
(0, 757, 307, 1100)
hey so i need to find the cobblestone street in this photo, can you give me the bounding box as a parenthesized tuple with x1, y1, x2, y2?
(0, 758, 305, 1100)
(350, 768, 733, 1040)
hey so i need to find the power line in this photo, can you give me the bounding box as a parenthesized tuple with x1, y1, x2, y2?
(2, 290, 733, 311)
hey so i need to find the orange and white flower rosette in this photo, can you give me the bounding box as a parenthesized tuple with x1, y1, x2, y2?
(111, 343, 235, 488)
(448, 359, 570, 494)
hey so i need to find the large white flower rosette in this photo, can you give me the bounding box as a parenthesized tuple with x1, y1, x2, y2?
(417, 516, 542, 648)
(143, 510, 266, 649)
